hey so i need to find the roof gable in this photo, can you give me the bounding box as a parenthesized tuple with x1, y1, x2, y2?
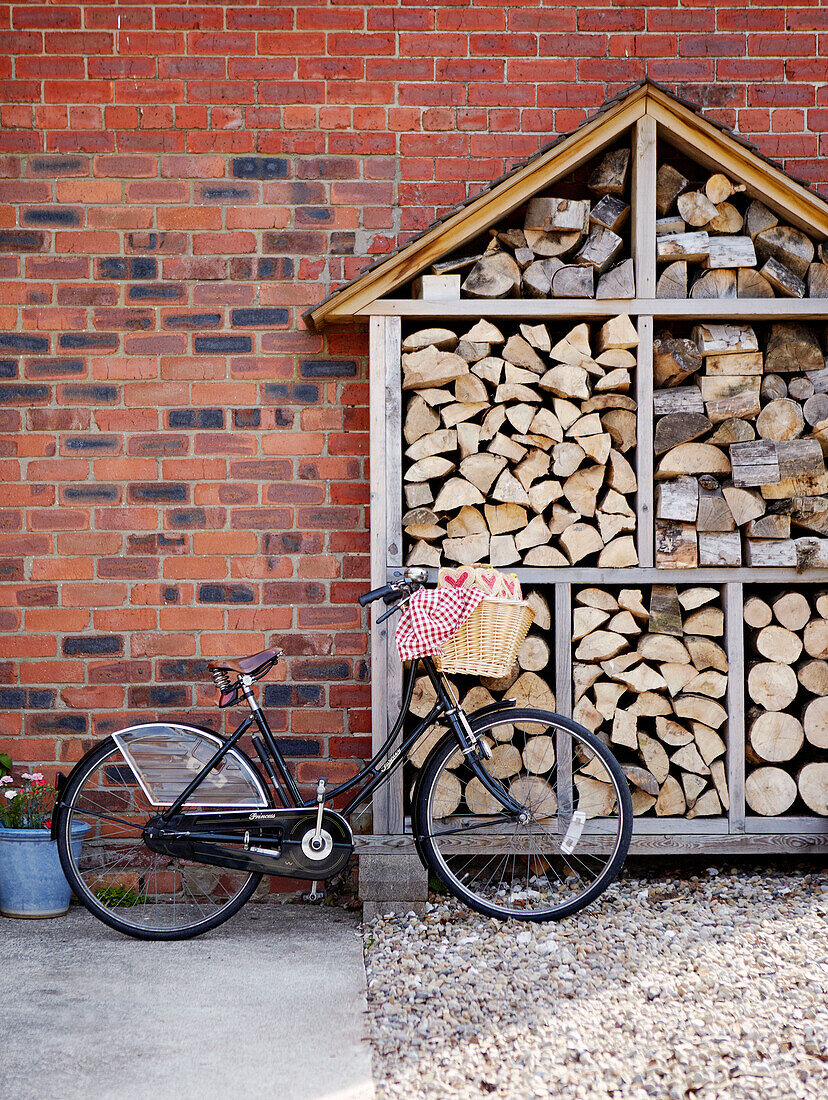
(306, 82, 828, 329)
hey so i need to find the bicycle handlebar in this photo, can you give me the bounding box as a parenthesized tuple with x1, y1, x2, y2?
(358, 584, 398, 607)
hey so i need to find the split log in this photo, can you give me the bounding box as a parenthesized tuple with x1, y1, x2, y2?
(655, 776, 686, 816)
(765, 322, 823, 374)
(462, 253, 522, 298)
(656, 216, 686, 237)
(589, 148, 630, 196)
(656, 232, 710, 264)
(517, 635, 551, 672)
(704, 236, 757, 269)
(709, 202, 744, 234)
(806, 263, 828, 298)
(698, 531, 742, 565)
(596, 258, 635, 299)
(655, 521, 698, 567)
(653, 386, 704, 416)
(524, 229, 582, 257)
(737, 268, 775, 298)
(693, 322, 759, 357)
(653, 335, 703, 386)
(405, 395, 441, 444)
(525, 197, 590, 234)
(656, 261, 688, 299)
(760, 257, 805, 298)
(690, 269, 737, 299)
(551, 264, 595, 298)
(756, 399, 805, 442)
(590, 195, 629, 232)
(574, 226, 624, 274)
(798, 658, 828, 695)
(656, 477, 699, 523)
(655, 164, 689, 216)
(403, 347, 469, 390)
(761, 375, 788, 402)
(754, 226, 815, 279)
(656, 443, 731, 480)
(700, 375, 761, 423)
(722, 486, 765, 526)
(649, 585, 683, 637)
(745, 200, 778, 240)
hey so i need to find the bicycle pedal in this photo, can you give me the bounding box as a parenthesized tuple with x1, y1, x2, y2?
(302, 888, 326, 904)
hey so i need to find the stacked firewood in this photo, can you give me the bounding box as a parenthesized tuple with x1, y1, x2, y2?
(405, 589, 555, 798)
(573, 584, 729, 817)
(655, 163, 828, 299)
(424, 148, 634, 301)
(744, 590, 828, 816)
(402, 316, 639, 568)
(655, 320, 828, 567)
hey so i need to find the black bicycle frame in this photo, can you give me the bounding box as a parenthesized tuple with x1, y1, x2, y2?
(162, 655, 524, 823)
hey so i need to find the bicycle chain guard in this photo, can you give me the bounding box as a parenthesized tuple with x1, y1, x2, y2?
(143, 806, 354, 881)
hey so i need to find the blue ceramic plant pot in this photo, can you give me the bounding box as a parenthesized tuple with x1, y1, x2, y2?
(0, 822, 90, 918)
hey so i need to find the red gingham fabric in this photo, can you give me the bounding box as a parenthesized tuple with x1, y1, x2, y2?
(395, 587, 485, 662)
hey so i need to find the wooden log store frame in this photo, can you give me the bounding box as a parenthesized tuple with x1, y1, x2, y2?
(308, 83, 828, 856)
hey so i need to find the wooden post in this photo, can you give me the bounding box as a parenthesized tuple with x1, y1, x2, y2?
(636, 314, 654, 567)
(724, 582, 746, 833)
(632, 114, 657, 296)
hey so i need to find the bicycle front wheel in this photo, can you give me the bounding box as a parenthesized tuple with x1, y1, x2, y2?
(57, 736, 268, 940)
(414, 708, 632, 921)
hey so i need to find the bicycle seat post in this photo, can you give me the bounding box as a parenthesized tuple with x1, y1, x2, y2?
(239, 674, 261, 716)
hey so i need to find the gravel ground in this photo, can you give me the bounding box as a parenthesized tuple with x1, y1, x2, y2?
(362, 863, 827, 1100)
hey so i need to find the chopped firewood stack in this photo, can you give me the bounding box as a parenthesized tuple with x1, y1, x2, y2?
(743, 589, 828, 816)
(422, 147, 634, 302)
(573, 584, 729, 818)
(402, 316, 639, 568)
(655, 162, 828, 299)
(654, 320, 828, 568)
(405, 589, 555, 785)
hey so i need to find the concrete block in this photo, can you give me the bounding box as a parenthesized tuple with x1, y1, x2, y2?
(358, 851, 428, 922)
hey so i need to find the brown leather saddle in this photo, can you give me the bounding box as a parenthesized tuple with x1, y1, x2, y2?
(208, 646, 283, 680)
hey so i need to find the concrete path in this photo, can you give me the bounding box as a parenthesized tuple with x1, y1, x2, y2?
(3, 904, 375, 1100)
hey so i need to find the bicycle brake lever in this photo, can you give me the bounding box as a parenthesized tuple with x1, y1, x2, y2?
(376, 602, 403, 625)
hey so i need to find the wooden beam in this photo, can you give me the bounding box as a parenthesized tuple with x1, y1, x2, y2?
(635, 315, 654, 566)
(724, 582, 746, 835)
(357, 298, 828, 320)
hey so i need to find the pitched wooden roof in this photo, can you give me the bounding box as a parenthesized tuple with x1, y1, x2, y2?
(306, 81, 828, 330)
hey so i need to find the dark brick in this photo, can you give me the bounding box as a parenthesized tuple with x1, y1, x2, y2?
(292, 658, 350, 681)
(201, 185, 256, 200)
(26, 358, 84, 377)
(232, 156, 288, 180)
(63, 484, 119, 502)
(263, 684, 324, 709)
(331, 232, 356, 255)
(126, 533, 187, 555)
(29, 156, 84, 176)
(0, 688, 25, 707)
(167, 507, 209, 527)
(0, 560, 23, 581)
(263, 383, 319, 404)
(63, 635, 123, 656)
(298, 207, 331, 223)
(263, 231, 325, 254)
(128, 685, 189, 707)
(162, 586, 180, 603)
(64, 435, 119, 452)
(198, 583, 256, 604)
(0, 383, 50, 402)
(0, 334, 49, 353)
(128, 483, 188, 503)
(16, 585, 58, 606)
(194, 335, 252, 353)
(300, 359, 358, 379)
(29, 713, 87, 734)
(60, 383, 118, 403)
(27, 689, 56, 709)
(163, 312, 221, 329)
(156, 658, 210, 681)
(0, 359, 18, 378)
(229, 257, 294, 280)
(233, 408, 260, 428)
(22, 208, 80, 227)
(264, 531, 323, 555)
(231, 308, 288, 326)
(100, 257, 157, 279)
(127, 232, 161, 251)
(128, 283, 185, 301)
(0, 230, 46, 253)
(168, 408, 224, 429)
(59, 333, 118, 350)
(275, 736, 322, 756)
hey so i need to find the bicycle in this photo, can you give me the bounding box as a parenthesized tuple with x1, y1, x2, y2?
(54, 567, 632, 940)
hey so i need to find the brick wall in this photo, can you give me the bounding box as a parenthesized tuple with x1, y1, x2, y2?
(2, 1, 828, 799)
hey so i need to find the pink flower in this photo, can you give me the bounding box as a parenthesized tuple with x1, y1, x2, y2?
(0, 775, 12, 785)
(30, 773, 44, 782)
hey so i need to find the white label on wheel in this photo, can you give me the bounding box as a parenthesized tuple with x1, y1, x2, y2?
(561, 810, 586, 855)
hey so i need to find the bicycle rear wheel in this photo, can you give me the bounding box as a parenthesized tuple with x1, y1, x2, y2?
(414, 708, 632, 921)
(57, 736, 268, 940)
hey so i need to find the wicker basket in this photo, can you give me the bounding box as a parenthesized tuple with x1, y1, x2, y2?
(433, 597, 535, 678)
